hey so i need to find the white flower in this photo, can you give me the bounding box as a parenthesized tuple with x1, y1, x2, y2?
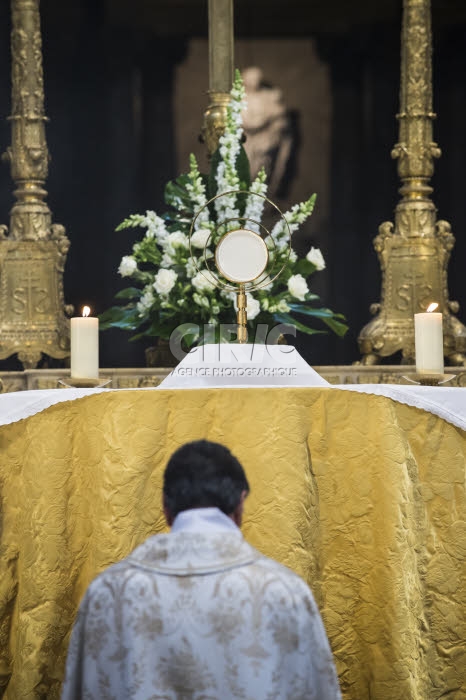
(185, 257, 198, 278)
(288, 274, 309, 301)
(164, 231, 189, 256)
(192, 270, 217, 292)
(118, 255, 137, 277)
(144, 211, 168, 241)
(161, 252, 174, 268)
(306, 246, 326, 270)
(246, 295, 261, 320)
(256, 273, 273, 291)
(190, 228, 212, 249)
(193, 292, 210, 308)
(277, 299, 290, 313)
(244, 169, 267, 232)
(136, 287, 155, 316)
(153, 269, 177, 296)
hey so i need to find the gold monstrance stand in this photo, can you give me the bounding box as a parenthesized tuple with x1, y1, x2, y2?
(0, 0, 71, 369)
(190, 192, 291, 343)
(358, 0, 466, 365)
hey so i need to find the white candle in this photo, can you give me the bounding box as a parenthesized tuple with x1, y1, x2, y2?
(414, 303, 444, 374)
(71, 306, 99, 378)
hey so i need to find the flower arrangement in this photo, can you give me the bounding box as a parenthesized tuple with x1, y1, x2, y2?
(100, 70, 347, 349)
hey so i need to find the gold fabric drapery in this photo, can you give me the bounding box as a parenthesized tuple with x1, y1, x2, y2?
(0, 387, 465, 698)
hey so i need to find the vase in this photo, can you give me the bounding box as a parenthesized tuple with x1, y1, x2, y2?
(145, 339, 178, 368)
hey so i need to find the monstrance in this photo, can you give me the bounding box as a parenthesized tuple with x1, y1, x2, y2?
(189, 190, 291, 343)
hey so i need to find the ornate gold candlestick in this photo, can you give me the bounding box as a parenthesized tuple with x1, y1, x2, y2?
(0, 0, 71, 368)
(358, 0, 466, 365)
(200, 0, 234, 156)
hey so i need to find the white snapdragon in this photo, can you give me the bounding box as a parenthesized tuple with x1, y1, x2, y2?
(244, 168, 267, 233)
(190, 228, 212, 249)
(136, 287, 155, 316)
(271, 195, 316, 242)
(186, 154, 210, 226)
(306, 246, 326, 270)
(153, 269, 177, 295)
(192, 270, 217, 292)
(185, 256, 197, 278)
(143, 210, 169, 242)
(288, 274, 309, 301)
(118, 255, 137, 277)
(214, 71, 246, 222)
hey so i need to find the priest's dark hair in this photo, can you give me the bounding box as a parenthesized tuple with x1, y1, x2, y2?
(163, 440, 250, 517)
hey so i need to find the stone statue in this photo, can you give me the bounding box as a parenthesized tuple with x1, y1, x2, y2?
(241, 67, 294, 197)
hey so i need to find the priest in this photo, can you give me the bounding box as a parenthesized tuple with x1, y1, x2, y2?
(61, 440, 341, 699)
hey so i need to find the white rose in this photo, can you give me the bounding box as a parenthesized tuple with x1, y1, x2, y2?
(118, 255, 137, 277)
(246, 295, 260, 320)
(153, 269, 177, 295)
(192, 270, 217, 292)
(288, 274, 309, 301)
(306, 246, 326, 270)
(190, 228, 212, 249)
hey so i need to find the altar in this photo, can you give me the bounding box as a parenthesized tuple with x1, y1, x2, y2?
(0, 384, 465, 699)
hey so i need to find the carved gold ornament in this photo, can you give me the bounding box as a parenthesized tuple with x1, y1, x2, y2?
(0, 0, 71, 368)
(358, 0, 466, 365)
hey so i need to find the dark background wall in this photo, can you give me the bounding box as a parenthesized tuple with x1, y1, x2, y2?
(0, 0, 465, 369)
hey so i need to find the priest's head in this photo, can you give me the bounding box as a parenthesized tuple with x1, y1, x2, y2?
(163, 440, 250, 527)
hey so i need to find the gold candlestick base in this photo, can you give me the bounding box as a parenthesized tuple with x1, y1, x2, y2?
(58, 377, 110, 389)
(402, 373, 455, 386)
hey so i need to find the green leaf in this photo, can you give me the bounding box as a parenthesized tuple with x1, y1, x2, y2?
(288, 304, 335, 319)
(99, 306, 140, 331)
(273, 312, 327, 336)
(287, 304, 349, 337)
(164, 180, 192, 212)
(321, 316, 349, 337)
(207, 147, 222, 202)
(114, 287, 141, 301)
(236, 145, 251, 192)
(295, 259, 317, 276)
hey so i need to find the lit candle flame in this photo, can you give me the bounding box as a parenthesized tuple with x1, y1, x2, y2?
(82, 306, 91, 318)
(426, 302, 438, 313)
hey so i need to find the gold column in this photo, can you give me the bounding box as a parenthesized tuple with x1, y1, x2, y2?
(358, 0, 466, 365)
(200, 0, 234, 156)
(0, 0, 71, 368)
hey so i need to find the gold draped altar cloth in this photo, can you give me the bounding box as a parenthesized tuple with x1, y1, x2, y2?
(0, 387, 465, 699)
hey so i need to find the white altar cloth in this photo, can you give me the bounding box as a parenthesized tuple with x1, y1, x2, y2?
(0, 383, 465, 432)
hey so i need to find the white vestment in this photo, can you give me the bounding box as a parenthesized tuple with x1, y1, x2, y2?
(62, 508, 341, 700)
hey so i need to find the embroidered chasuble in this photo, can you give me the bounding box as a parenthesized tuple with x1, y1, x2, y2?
(62, 508, 341, 699)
